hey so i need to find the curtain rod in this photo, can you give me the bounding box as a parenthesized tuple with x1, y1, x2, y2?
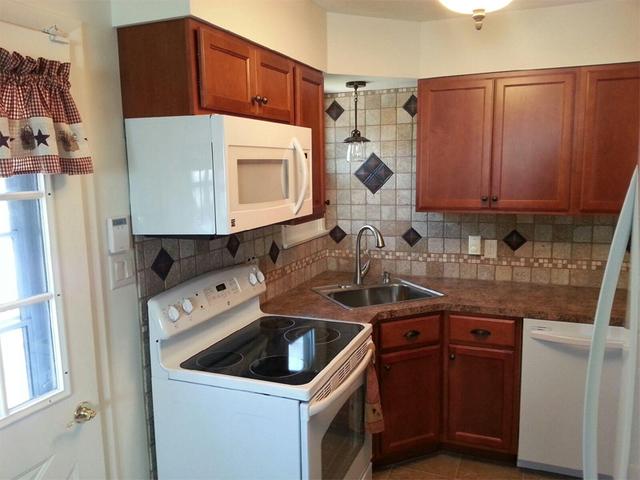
(1, 19, 69, 45)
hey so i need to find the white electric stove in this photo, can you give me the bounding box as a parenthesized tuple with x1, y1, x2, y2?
(148, 263, 374, 480)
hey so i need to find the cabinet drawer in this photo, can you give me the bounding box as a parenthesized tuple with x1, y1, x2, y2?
(380, 315, 440, 351)
(449, 315, 515, 348)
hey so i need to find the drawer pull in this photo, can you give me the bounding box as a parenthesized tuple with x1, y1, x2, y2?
(470, 328, 491, 337)
(449, 353, 456, 360)
(404, 330, 421, 340)
(383, 364, 391, 371)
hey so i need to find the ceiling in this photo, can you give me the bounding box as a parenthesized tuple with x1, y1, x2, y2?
(313, 0, 600, 22)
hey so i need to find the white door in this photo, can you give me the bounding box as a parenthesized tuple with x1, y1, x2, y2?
(0, 24, 106, 479)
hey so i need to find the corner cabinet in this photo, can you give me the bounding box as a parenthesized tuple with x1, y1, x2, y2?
(417, 63, 639, 214)
(375, 315, 442, 464)
(444, 315, 521, 455)
(117, 17, 325, 221)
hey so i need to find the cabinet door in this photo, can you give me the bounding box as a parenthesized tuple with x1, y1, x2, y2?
(416, 78, 493, 211)
(378, 346, 441, 460)
(578, 63, 640, 213)
(197, 27, 256, 116)
(446, 344, 515, 452)
(491, 73, 575, 211)
(254, 48, 295, 123)
(293, 64, 325, 220)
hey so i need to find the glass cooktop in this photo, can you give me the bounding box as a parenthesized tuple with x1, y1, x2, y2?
(180, 316, 365, 385)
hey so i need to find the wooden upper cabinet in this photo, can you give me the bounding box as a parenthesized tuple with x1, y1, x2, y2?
(254, 48, 295, 123)
(491, 72, 576, 212)
(416, 78, 493, 210)
(294, 64, 325, 219)
(117, 18, 297, 123)
(577, 63, 640, 213)
(198, 27, 256, 116)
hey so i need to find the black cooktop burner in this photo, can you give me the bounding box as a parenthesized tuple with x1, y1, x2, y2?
(180, 316, 364, 385)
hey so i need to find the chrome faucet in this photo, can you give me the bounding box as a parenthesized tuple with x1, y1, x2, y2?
(354, 224, 385, 285)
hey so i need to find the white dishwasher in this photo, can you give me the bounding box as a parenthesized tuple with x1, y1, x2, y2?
(518, 318, 624, 478)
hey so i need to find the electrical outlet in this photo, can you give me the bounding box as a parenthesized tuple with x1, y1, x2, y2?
(484, 239, 497, 259)
(468, 235, 482, 255)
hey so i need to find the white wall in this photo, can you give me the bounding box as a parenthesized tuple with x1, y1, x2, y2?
(112, 0, 328, 71)
(419, 0, 640, 78)
(6, 1, 149, 479)
(325, 0, 640, 79)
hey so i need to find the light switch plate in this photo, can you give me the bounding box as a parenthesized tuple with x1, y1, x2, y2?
(468, 235, 482, 255)
(484, 239, 497, 259)
(109, 251, 135, 290)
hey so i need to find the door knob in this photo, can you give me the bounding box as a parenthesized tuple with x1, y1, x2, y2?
(383, 364, 391, 371)
(66, 401, 97, 429)
(253, 95, 263, 104)
(261, 97, 269, 105)
(449, 353, 456, 360)
(492, 196, 499, 202)
(481, 195, 488, 202)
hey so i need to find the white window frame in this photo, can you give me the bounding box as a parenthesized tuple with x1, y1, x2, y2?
(0, 175, 71, 428)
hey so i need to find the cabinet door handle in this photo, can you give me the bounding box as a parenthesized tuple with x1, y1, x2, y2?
(324, 199, 331, 205)
(404, 329, 421, 340)
(383, 364, 391, 371)
(470, 328, 491, 337)
(261, 97, 269, 105)
(491, 196, 499, 202)
(481, 195, 488, 202)
(253, 95, 263, 104)
(449, 353, 456, 360)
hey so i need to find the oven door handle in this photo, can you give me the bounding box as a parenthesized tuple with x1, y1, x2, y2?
(308, 348, 373, 418)
(291, 136, 309, 215)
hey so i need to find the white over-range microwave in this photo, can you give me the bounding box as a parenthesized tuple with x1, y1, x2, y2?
(125, 114, 312, 235)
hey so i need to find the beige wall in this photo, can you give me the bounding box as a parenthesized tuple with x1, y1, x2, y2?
(419, 0, 640, 78)
(111, 0, 328, 70)
(326, 12, 420, 78)
(8, 0, 149, 479)
(326, 0, 640, 79)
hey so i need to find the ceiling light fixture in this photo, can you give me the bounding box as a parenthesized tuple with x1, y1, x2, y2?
(439, 0, 513, 30)
(344, 80, 369, 163)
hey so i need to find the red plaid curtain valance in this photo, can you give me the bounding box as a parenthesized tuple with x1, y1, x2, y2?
(0, 47, 93, 177)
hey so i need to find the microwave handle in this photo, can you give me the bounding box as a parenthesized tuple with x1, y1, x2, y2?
(307, 347, 373, 418)
(291, 137, 309, 215)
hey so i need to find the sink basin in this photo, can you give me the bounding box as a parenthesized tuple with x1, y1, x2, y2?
(313, 279, 444, 309)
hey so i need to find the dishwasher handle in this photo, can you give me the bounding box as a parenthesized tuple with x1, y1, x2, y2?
(529, 329, 625, 351)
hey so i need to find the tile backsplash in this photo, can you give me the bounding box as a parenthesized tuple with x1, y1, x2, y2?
(322, 87, 626, 290)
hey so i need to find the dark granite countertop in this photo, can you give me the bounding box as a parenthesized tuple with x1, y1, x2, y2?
(262, 271, 627, 326)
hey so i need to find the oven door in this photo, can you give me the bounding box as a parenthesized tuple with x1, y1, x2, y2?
(222, 138, 311, 232)
(300, 348, 373, 480)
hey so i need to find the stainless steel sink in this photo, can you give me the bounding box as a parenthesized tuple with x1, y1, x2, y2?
(313, 279, 444, 309)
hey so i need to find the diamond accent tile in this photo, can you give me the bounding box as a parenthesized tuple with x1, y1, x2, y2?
(354, 153, 394, 194)
(325, 100, 345, 122)
(503, 229, 527, 251)
(329, 225, 347, 244)
(403, 94, 418, 117)
(402, 227, 422, 247)
(150, 247, 174, 281)
(227, 234, 240, 258)
(269, 241, 280, 263)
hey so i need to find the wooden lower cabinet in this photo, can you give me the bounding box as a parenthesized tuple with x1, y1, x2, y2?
(445, 345, 516, 453)
(377, 345, 441, 462)
(374, 313, 521, 464)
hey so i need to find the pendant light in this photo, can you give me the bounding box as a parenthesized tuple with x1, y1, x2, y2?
(439, 0, 513, 30)
(344, 81, 369, 163)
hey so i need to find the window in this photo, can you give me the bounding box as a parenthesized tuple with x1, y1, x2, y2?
(0, 175, 64, 420)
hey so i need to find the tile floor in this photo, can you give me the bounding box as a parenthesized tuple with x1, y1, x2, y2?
(373, 453, 576, 480)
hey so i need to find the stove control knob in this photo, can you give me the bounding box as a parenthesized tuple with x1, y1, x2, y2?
(256, 270, 265, 283)
(181, 298, 194, 314)
(167, 305, 180, 323)
(248, 272, 258, 286)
